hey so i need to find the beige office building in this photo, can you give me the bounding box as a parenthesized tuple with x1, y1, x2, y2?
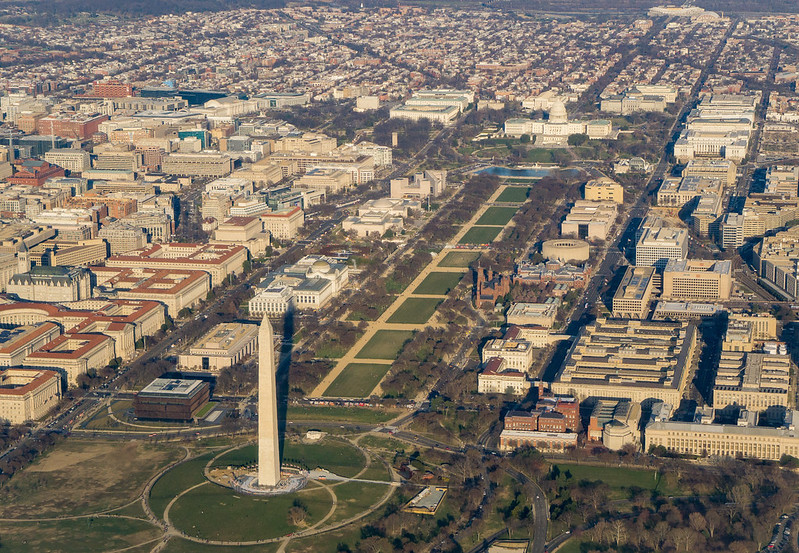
(179, 322, 258, 374)
(584, 177, 624, 204)
(89, 266, 210, 318)
(261, 207, 304, 241)
(645, 403, 799, 461)
(754, 226, 799, 300)
(713, 350, 792, 410)
(682, 159, 737, 186)
(612, 266, 655, 318)
(23, 333, 116, 387)
(481, 339, 535, 372)
(44, 149, 91, 173)
(161, 153, 233, 177)
(212, 216, 271, 257)
(662, 259, 732, 301)
(0, 322, 62, 367)
(0, 369, 61, 424)
(561, 201, 617, 241)
(478, 357, 531, 396)
(106, 243, 247, 287)
(552, 318, 698, 404)
(506, 300, 559, 328)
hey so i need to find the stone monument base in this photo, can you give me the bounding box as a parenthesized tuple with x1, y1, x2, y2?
(232, 470, 308, 496)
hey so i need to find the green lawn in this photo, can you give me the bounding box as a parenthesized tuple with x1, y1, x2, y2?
(496, 186, 531, 203)
(195, 402, 217, 419)
(387, 297, 443, 324)
(475, 206, 518, 226)
(438, 251, 480, 267)
(323, 363, 392, 398)
(458, 226, 502, 245)
(553, 538, 583, 553)
(551, 463, 674, 498)
(355, 330, 414, 360)
(169, 483, 332, 542)
(287, 405, 400, 424)
(213, 439, 366, 478)
(325, 482, 391, 524)
(149, 452, 217, 519)
(163, 539, 280, 553)
(413, 271, 466, 296)
(0, 518, 161, 553)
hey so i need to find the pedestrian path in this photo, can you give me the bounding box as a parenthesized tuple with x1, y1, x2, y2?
(311, 184, 514, 399)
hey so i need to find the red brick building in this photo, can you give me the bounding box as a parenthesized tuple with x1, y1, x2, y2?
(474, 267, 511, 309)
(66, 194, 137, 219)
(37, 113, 109, 140)
(90, 80, 133, 98)
(6, 159, 65, 186)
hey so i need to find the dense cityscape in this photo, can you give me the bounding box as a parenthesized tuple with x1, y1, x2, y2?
(0, 2, 798, 552)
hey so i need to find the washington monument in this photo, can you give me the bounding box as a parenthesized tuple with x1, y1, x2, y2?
(258, 314, 281, 487)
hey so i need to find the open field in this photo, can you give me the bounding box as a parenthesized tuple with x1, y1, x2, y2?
(212, 439, 366, 478)
(0, 439, 181, 518)
(355, 330, 414, 360)
(324, 363, 393, 397)
(475, 206, 518, 226)
(495, 186, 531, 203)
(286, 405, 402, 423)
(387, 297, 443, 324)
(553, 538, 583, 553)
(0, 518, 161, 553)
(149, 452, 217, 520)
(551, 463, 675, 498)
(325, 482, 389, 524)
(169, 482, 333, 542)
(438, 251, 480, 267)
(413, 271, 466, 295)
(285, 516, 380, 553)
(458, 226, 502, 245)
(163, 539, 280, 553)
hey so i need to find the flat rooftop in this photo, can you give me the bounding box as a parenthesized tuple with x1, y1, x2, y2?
(139, 378, 206, 398)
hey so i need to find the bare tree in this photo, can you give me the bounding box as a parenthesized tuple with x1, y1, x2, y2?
(611, 519, 627, 547)
(689, 511, 707, 534)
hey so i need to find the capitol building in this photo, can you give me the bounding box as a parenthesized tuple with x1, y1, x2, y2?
(504, 101, 613, 145)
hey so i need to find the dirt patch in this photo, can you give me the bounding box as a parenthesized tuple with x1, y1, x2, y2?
(27, 443, 118, 473)
(0, 439, 181, 519)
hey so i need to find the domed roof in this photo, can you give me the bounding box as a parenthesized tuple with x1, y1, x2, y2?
(373, 198, 393, 208)
(549, 100, 568, 124)
(310, 259, 331, 274)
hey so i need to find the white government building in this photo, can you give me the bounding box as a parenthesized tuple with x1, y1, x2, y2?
(248, 255, 349, 316)
(504, 101, 613, 144)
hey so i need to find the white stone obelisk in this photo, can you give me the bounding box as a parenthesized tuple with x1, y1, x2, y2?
(258, 314, 281, 487)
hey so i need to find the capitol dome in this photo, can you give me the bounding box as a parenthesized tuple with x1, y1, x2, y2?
(549, 100, 568, 124)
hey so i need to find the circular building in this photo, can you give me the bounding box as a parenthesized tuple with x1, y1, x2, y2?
(541, 239, 590, 263)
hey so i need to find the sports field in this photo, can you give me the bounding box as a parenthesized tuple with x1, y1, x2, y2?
(475, 207, 517, 226)
(413, 271, 465, 295)
(324, 363, 392, 397)
(458, 226, 503, 245)
(495, 186, 530, 202)
(439, 251, 480, 267)
(387, 297, 443, 324)
(354, 330, 414, 360)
